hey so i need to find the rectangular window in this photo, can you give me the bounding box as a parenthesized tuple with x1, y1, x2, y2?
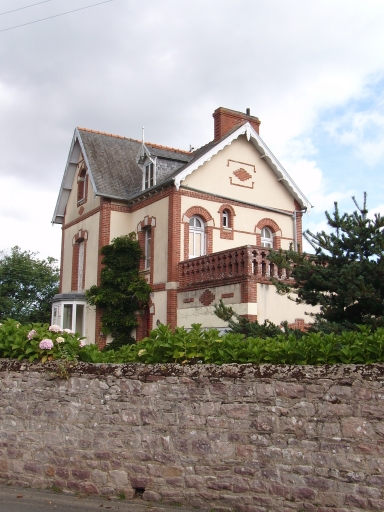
(145, 163, 154, 189)
(63, 304, 73, 330)
(145, 228, 151, 269)
(77, 241, 85, 292)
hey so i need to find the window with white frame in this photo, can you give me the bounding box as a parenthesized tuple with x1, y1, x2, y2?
(144, 162, 154, 189)
(222, 209, 230, 228)
(144, 228, 151, 269)
(189, 216, 205, 258)
(51, 301, 85, 336)
(261, 227, 273, 248)
(77, 240, 85, 292)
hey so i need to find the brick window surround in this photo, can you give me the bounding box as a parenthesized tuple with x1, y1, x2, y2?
(218, 204, 236, 240)
(182, 206, 214, 260)
(137, 216, 156, 285)
(77, 166, 88, 206)
(255, 218, 282, 249)
(71, 230, 88, 292)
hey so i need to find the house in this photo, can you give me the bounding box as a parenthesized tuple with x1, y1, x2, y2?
(51, 107, 315, 347)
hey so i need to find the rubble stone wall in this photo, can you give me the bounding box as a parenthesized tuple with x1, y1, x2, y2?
(1, 360, 384, 512)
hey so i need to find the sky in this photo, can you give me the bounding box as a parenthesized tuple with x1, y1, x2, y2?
(1, 0, 384, 261)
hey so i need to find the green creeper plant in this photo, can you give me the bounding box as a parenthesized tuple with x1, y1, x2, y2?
(86, 234, 151, 346)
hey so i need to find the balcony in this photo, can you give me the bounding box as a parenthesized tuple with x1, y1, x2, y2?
(178, 245, 292, 290)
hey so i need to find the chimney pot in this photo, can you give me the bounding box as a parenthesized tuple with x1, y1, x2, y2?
(246, 108, 250, 115)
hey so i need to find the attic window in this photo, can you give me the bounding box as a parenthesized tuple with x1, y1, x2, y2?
(144, 162, 154, 189)
(77, 168, 87, 204)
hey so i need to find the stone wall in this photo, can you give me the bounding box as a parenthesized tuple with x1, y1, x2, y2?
(1, 360, 384, 512)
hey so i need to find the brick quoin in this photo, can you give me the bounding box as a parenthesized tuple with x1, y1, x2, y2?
(167, 188, 181, 328)
(95, 198, 111, 349)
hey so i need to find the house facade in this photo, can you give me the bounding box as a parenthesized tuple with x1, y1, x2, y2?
(52, 107, 314, 347)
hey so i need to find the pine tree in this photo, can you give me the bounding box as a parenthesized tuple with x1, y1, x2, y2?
(268, 194, 384, 325)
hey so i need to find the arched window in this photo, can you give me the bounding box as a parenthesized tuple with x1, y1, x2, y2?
(189, 216, 205, 258)
(77, 168, 87, 204)
(261, 227, 273, 248)
(77, 240, 85, 291)
(222, 209, 230, 228)
(144, 227, 151, 269)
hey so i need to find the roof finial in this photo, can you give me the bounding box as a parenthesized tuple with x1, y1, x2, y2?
(142, 126, 145, 144)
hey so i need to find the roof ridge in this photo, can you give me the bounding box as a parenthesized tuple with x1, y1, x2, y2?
(77, 127, 191, 155)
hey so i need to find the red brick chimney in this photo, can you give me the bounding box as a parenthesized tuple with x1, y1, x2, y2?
(213, 107, 261, 141)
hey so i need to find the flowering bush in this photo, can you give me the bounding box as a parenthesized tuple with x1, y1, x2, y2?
(0, 319, 86, 363)
(39, 339, 54, 350)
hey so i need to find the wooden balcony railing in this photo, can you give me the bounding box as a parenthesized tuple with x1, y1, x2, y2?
(178, 245, 292, 289)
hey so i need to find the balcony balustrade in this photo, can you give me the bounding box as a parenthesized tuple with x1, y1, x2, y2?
(178, 245, 292, 289)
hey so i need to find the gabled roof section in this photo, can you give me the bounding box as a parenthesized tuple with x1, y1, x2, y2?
(172, 123, 312, 212)
(52, 128, 193, 224)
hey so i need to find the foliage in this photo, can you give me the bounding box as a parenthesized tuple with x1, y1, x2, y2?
(214, 299, 303, 338)
(0, 246, 59, 324)
(0, 318, 85, 364)
(3, 320, 384, 367)
(268, 194, 384, 325)
(86, 234, 151, 346)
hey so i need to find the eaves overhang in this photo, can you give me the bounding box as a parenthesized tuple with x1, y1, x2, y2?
(173, 123, 312, 212)
(51, 128, 97, 224)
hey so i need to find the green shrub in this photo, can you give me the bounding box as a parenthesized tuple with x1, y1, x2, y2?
(2, 320, 384, 366)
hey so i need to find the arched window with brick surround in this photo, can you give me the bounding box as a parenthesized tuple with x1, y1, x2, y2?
(77, 167, 88, 205)
(183, 206, 214, 260)
(218, 204, 235, 240)
(71, 230, 88, 292)
(255, 219, 282, 249)
(137, 216, 156, 283)
(189, 216, 205, 258)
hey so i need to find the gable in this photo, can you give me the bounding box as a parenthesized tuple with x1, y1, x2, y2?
(181, 135, 296, 212)
(174, 123, 311, 212)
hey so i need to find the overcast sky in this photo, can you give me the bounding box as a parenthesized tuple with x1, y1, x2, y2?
(1, 0, 384, 261)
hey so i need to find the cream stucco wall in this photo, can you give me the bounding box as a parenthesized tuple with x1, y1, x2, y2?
(182, 135, 295, 212)
(181, 194, 295, 256)
(177, 303, 257, 329)
(110, 196, 169, 284)
(61, 213, 100, 293)
(257, 283, 319, 325)
(152, 290, 167, 325)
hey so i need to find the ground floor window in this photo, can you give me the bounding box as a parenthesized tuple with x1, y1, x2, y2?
(51, 295, 86, 335)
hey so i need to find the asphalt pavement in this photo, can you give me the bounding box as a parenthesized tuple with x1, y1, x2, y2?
(0, 486, 205, 512)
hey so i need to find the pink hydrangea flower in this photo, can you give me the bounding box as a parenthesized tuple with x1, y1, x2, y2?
(79, 340, 86, 348)
(39, 339, 54, 350)
(63, 328, 73, 334)
(27, 330, 37, 340)
(49, 325, 62, 333)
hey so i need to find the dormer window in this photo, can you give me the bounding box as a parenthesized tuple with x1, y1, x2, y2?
(145, 162, 154, 189)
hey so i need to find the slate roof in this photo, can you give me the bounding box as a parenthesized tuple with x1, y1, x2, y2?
(78, 128, 192, 201)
